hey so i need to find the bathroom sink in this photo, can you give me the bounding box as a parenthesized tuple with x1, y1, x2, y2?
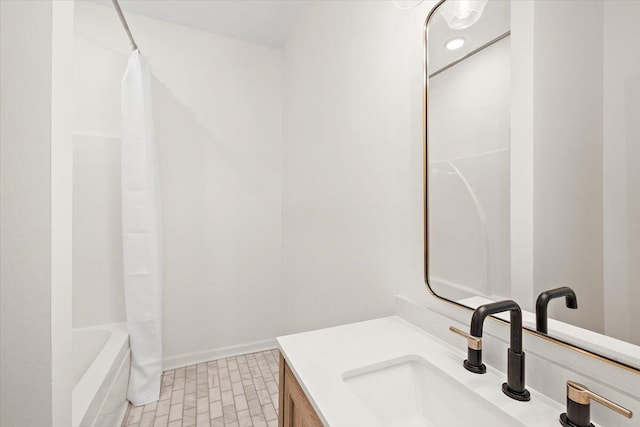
(342, 355, 526, 427)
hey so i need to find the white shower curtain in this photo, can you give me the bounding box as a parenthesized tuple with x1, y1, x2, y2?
(121, 50, 163, 406)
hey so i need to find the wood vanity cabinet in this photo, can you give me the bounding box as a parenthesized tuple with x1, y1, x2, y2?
(278, 353, 323, 427)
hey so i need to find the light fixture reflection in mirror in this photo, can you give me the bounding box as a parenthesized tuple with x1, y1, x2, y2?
(445, 37, 465, 50)
(439, 0, 488, 30)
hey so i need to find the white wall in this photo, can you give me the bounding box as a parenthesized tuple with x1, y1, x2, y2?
(0, 4, 54, 423)
(602, 0, 640, 345)
(51, 2, 75, 426)
(532, 1, 605, 333)
(509, 0, 535, 311)
(1, 1, 74, 426)
(510, 0, 640, 341)
(74, 2, 284, 364)
(282, 0, 436, 334)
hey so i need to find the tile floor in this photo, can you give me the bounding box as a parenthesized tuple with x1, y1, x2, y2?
(122, 349, 280, 427)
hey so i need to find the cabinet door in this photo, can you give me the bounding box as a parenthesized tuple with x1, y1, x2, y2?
(279, 354, 323, 427)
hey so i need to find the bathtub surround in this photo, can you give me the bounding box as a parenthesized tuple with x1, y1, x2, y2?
(428, 36, 511, 299)
(121, 51, 164, 405)
(72, 324, 130, 427)
(74, 1, 283, 366)
(73, 134, 126, 326)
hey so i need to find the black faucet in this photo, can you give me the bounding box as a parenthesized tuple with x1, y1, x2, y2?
(451, 300, 531, 401)
(536, 286, 578, 334)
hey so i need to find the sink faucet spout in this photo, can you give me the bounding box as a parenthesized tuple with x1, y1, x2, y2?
(471, 300, 530, 402)
(535, 286, 578, 334)
(470, 300, 523, 353)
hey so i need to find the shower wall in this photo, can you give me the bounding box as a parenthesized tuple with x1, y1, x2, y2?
(428, 38, 511, 300)
(73, 2, 284, 366)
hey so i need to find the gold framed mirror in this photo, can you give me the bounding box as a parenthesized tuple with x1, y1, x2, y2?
(424, 0, 640, 374)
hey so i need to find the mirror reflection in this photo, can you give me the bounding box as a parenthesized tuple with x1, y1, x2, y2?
(426, 0, 640, 367)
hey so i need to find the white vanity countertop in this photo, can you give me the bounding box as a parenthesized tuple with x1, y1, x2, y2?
(277, 316, 565, 427)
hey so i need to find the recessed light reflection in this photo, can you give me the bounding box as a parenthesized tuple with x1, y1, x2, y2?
(445, 37, 465, 50)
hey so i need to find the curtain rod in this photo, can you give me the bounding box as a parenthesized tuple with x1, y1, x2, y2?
(111, 0, 138, 51)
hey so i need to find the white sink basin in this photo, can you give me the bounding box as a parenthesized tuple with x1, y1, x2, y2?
(279, 316, 563, 426)
(343, 355, 526, 427)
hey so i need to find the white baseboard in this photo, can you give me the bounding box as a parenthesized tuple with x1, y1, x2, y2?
(163, 339, 278, 371)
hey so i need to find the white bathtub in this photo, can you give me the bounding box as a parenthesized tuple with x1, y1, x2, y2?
(72, 324, 131, 427)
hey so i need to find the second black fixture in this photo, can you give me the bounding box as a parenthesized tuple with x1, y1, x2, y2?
(536, 286, 578, 334)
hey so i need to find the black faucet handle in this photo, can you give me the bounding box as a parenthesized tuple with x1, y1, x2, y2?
(560, 381, 632, 427)
(449, 326, 486, 374)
